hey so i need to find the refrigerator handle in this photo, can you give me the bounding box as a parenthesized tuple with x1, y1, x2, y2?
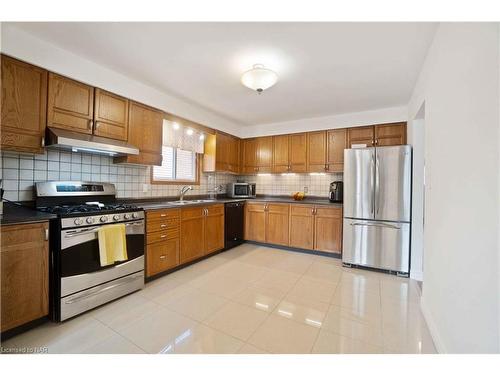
(370, 153, 375, 215)
(375, 152, 380, 215)
(350, 221, 401, 230)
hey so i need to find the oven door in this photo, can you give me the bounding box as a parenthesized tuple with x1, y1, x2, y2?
(60, 220, 144, 297)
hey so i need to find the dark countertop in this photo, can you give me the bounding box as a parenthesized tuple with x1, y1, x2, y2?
(123, 195, 342, 211)
(0, 202, 57, 226)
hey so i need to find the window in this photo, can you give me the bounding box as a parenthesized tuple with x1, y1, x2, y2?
(152, 146, 199, 184)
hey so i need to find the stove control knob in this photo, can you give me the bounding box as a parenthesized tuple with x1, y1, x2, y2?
(132, 212, 139, 219)
(86, 217, 94, 224)
(123, 213, 131, 220)
(113, 214, 120, 221)
(74, 218, 83, 225)
(100, 216, 108, 223)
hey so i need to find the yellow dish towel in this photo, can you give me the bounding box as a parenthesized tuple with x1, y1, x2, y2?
(98, 223, 128, 266)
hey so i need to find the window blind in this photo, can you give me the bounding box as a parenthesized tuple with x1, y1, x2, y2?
(152, 146, 196, 182)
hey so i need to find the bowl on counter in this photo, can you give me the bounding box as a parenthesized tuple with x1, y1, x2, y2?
(292, 192, 306, 201)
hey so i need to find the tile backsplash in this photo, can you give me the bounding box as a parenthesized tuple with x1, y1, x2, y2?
(0, 150, 341, 202)
(0, 150, 236, 201)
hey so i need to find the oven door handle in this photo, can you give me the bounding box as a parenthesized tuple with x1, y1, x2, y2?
(64, 273, 144, 304)
(63, 221, 144, 238)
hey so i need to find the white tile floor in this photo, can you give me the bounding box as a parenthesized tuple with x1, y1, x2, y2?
(1, 243, 436, 354)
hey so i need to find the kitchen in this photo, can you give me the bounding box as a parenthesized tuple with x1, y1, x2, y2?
(0, 18, 499, 362)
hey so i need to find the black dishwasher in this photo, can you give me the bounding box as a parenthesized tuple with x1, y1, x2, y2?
(224, 201, 245, 250)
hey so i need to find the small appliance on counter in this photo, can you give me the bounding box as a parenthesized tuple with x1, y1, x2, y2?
(329, 181, 343, 203)
(227, 182, 256, 198)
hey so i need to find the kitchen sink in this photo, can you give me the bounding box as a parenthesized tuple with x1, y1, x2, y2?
(168, 199, 216, 205)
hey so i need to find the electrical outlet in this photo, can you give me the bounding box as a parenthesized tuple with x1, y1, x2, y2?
(142, 184, 150, 193)
(304, 186, 308, 193)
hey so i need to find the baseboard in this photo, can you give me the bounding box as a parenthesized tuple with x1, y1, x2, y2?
(410, 270, 423, 281)
(420, 295, 447, 353)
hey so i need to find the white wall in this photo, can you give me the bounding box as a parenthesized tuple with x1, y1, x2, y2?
(408, 23, 500, 353)
(240, 106, 408, 138)
(0, 24, 242, 136)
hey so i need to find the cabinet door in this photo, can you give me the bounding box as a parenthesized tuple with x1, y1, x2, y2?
(314, 207, 342, 254)
(1, 222, 49, 332)
(180, 207, 205, 263)
(374, 122, 407, 146)
(257, 136, 273, 173)
(347, 126, 374, 148)
(244, 203, 267, 242)
(146, 239, 179, 277)
(273, 134, 290, 173)
(289, 133, 307, 172)
(307, 131, 327, 172)
(117, 102, 162, 165)
(242, 138, 258, 173)
(93, 88, 129, 141)
(205, 205, 225, 254)
(326, 129, 347, 172)
(289, 205, 315, 250)
(228, 137, 240, 172)
(1, 55, 47, 153)
(215, 132, 229, 170)
(266, 203, 290, 246)
(47, 73, 94, 134)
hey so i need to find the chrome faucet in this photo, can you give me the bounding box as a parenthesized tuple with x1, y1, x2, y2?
(179, 185, 193, 201)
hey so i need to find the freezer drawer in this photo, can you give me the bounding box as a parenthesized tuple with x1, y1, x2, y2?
(342, 219, 410, 273)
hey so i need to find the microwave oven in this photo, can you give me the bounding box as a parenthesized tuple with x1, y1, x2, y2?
(227, 182, 256, 198)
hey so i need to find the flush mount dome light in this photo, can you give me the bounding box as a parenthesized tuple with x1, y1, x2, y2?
(241, 64, 278, 94)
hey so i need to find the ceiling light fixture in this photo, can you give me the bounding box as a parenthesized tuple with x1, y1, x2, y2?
(241, 64, 278, 94)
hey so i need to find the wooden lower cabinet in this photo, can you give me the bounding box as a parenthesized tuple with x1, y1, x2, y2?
(146, 208, 180, 277)
(314, 207, 343, 254)
(1, 222, 49, 333)
(266, 204, 290, 246)
(245, 202, 342, 254)
(289, 205, 315, 250)
(180, 204, 225, 264)
(244, 203, 267, 242)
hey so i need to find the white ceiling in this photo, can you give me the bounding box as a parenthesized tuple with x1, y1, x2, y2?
(9, 22, 437, 126)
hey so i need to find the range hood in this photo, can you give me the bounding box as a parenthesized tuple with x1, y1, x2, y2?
(45, 128, 139, 157)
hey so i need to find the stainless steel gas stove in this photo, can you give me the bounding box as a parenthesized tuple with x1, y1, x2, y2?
(35, 181, 145, 321)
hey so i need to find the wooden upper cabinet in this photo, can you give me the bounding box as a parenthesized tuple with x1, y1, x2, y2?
(307, 131, 327, 172)
(47, 73, 94, 134)
(326, 129, 347, 172)
(289, 133, 307, 172)
(347, 125, 375, 148)
(93, 88, 129, 141)
(256, 136, 273, 172)
(115, 101, 163, 165)
(273, 134, 290, 173)
(313, 207, 342, 254)
(207, 131, 240, 174)
(374, 122, 407, 146)
(242, 138, 258, 174)
(1, 55, 48, 153)
(1, 222, 49, 333)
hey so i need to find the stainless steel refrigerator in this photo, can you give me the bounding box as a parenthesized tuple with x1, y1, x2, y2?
(342, 145, 412, 275)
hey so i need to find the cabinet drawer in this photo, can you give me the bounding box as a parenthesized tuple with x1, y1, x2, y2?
(147, 228, 179, 244)
(290, 204, 315, 216)
(246, 202, 267, 212)
(146, 218, 179, 233)
(181, 206, 205, 220)
(267, 203, 290, 214)
(206, 204, 224, 216)
(146, 208, 180, 222)
(315, 207, 342, 218)
(146, 239, 179, 277)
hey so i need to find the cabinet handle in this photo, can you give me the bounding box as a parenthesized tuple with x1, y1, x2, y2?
(160, 214, 167, 217)
(160, 224, 167, 228)
(95, 121, 100, 129)
(375, 139, 378, 145)
(45, 228, 49, 241)
(89, 120, 93, 129)
(160, 234, 167, 238)
(159, 255, 166, 260)
(41, 136, 45, 148)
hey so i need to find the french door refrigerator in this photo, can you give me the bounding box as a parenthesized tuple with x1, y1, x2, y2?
(342, 145, 412, 275)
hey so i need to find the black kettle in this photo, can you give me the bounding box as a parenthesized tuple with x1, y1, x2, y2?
(329, 181, 343, 203)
